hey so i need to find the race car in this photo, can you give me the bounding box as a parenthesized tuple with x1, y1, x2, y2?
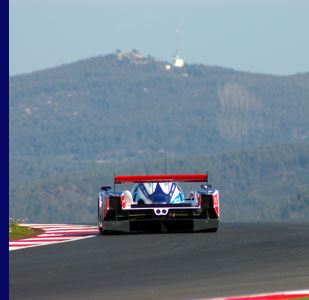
(97, 174, 219, 234)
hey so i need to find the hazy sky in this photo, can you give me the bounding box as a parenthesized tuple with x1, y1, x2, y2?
(9, 0, 309, 76)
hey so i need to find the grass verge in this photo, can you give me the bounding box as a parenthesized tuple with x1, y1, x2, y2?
(9, 223, 44, 241)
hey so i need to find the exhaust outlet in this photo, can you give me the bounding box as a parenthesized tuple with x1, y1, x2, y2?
(154, 208, 169, 216)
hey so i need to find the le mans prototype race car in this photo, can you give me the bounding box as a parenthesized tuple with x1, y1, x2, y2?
(97, 174, 219, 234)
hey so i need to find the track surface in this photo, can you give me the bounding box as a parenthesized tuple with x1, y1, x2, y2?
(9, 222, 309, 300)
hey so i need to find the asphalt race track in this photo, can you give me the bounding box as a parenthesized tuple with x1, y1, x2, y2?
(9, 222, 309, 300)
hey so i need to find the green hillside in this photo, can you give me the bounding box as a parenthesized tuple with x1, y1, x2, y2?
(9, 142, 309, 223)
(280, 186, 309, 219)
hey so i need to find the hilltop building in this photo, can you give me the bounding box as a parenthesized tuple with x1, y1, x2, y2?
(173, 54, 184, 67)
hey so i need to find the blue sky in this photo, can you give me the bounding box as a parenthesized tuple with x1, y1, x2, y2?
(9, 0, 309, 76)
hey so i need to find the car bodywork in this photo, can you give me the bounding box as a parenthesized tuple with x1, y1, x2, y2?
(97, 174, 219, 234)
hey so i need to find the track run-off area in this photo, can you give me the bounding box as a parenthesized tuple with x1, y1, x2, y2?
(201, 290, 309, 300)
(9, 221, 309, 300)
(9, 224, 99, 251)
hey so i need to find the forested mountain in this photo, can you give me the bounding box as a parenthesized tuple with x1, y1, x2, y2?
(9, 51, 309, 158)
(280, 187, 309, 219)
(9, 51, 309, 223)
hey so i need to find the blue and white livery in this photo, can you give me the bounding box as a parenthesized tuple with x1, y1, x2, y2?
(97, 174, 219, 234)
(131, 182, 185, 205)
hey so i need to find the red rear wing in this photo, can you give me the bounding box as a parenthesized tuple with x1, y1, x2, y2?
(114, 174, 207, 184)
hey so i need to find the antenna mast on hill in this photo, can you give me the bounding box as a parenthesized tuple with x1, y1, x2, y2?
(175, 23, 179, 57)
(173, 23, 184, 68)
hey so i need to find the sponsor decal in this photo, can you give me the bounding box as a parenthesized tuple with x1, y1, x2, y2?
(121, 194, 126, 209)
(212, 191, 220, 217)
(103, 195, 109, 218)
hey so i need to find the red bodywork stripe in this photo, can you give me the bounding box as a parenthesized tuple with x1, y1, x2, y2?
(115, 174, 207, 184)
